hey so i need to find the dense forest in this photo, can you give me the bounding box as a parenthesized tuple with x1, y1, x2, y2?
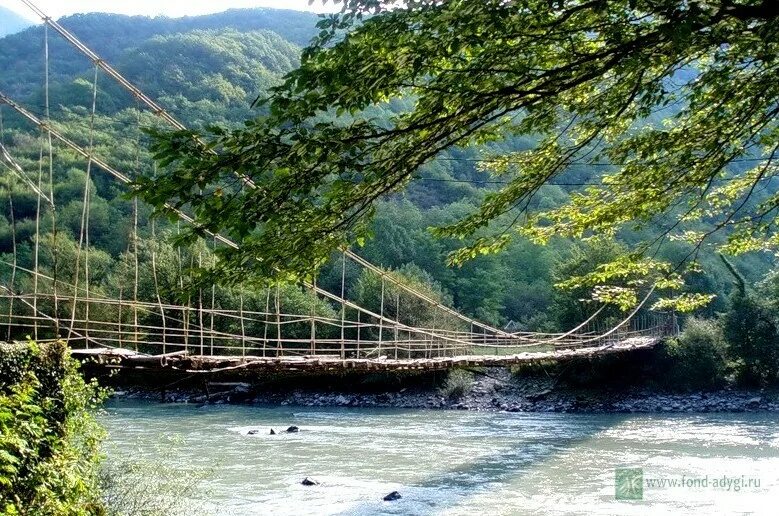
(0, 7, 775, 338)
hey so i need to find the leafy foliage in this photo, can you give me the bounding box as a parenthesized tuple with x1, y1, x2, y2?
(721, 287, 779, 386)
(0, 341, 107, 514)
(132, 0, 779, 311)
(663, 317, 728, 390)
(439, 368, 473, 399)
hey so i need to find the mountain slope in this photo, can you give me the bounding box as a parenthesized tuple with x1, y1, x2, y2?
(0, 8, 318, 97)
(118, 29, 300, 102)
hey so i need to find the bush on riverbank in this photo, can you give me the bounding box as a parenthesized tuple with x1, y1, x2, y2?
(0, 341, 107, 514)
(508, 326, 730, 393)
(439, 369, 473, 399)
(662, 318, 728, 391)
(721, 289, 779, 387)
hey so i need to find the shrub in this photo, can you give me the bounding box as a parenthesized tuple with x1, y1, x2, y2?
(663, 318, 728, 391)
(721, 290, 779, 386)
(439, 369, 473, 399)
(0, 341, 107, 514)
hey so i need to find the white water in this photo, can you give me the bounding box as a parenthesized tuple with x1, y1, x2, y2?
(102, 400, 779, 515)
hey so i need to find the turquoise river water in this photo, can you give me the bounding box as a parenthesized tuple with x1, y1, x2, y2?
(102, 400, 779, 515)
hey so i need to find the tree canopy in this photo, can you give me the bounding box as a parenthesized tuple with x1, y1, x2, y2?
(136, 0, 779, 307)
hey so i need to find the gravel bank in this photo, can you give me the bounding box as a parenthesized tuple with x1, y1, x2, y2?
(113, 367, 779, 413)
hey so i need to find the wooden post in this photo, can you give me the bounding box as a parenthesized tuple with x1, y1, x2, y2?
(117, 287, 123, 349)
(340, 252, 346, 359)
(262, 288, 270, 358)
(378, 277, 385, 357)
(394, 290, 400, 360)
(239, 292, 246, 358)
(275, 284, 281, 356)
(310, 279, 316, 356)
(208, 236, 217, 356)
(356, 310, 361, 358)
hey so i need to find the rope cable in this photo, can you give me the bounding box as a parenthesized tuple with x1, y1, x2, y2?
(67, 64, 99, 343)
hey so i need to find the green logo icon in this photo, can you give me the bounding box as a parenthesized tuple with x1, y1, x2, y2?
(615, 468, 643, 500)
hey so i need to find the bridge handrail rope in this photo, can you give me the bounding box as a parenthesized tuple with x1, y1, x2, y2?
(344, 251, 515, 338)
(0, 285, 109, 350)
(1, 266, 448, 349)
(2, 257, 661, 355)
(0, 250, 483, 353)
(0, 259, 590, 340)
(0, 141, 53, 204)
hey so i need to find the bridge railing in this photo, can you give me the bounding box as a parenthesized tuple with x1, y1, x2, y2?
(1, 291, 675, 361)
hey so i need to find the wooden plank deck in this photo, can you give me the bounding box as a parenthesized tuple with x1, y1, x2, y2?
(71, 336, 663, 374)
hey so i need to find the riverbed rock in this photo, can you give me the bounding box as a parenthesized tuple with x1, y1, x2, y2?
(286, 426, 299, 433)
(232, 383, 251, 394)
(270, 428, 276, 435)
(301, 477, 319, 486)
(247, 429, 259, 435)
(383, 491, 402, 501)
(747, 397, 762, 408)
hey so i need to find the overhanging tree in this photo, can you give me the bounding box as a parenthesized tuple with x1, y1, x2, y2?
(135, 0, 779, 309)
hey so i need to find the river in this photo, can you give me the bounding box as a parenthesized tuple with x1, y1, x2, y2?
(102, 400, 779, 515)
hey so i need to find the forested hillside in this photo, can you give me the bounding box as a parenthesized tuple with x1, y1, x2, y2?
(0, 8, 773, 334)
(0, 8, 317, 98)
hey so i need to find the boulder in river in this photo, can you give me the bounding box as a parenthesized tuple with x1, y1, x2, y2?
(270, 428, 276, 435)
(301, 477, 319, 486)
(383, 491, 402, 501)
(247, 429, 259, 435)
(286, 425, 300, 433)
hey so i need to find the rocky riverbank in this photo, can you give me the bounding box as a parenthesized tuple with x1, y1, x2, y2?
(112, 367, 779, 413)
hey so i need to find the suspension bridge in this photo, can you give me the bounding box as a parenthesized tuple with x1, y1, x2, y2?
(0, 2, 676, 374)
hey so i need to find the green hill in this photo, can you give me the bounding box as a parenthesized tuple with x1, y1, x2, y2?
(0, 9, 318, 98)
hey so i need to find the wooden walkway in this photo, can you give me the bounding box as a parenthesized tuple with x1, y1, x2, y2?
(71, 336, 662, 373)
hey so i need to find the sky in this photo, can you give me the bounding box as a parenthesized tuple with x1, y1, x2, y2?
(1, 0, 336, 22)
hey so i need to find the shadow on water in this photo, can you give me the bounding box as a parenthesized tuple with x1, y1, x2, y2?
(338, 412, 630, 515)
